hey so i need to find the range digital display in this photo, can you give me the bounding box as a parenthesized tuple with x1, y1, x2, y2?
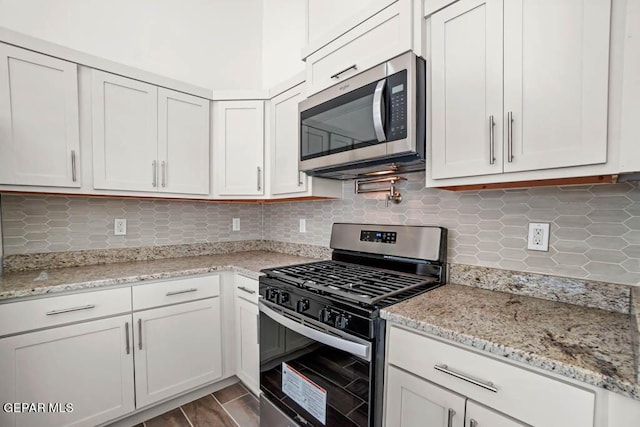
(360, 230, 397, 244)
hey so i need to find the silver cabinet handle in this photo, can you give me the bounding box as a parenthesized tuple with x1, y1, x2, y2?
(470, 419, 478, 427)
(125, 322, 130, 355)
(152, 160, 157, 187)
(46, 304, 95, 316)
(138, 318, 143, 350)
(330, 64, 357, 79)
(238, 286, 256, 295)
(71, 150, 77, 182)
(489, 116, 496, 165)
(298, 171, 304, 186)
(257, 166, 262, 191)
(372, 79, 387, 142)
(256, 313, 260, 345)
(447, 409, 455, 427)
(507, 111, 514, 163)
(434, 364, 498, 393)
(161, 161, 166, 187)
(166, 288, 198, 296)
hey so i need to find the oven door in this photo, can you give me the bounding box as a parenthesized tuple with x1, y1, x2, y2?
(259, 301, 373, 427)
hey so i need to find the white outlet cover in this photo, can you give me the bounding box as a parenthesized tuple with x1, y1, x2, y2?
(299, 218, 306, 233)
(232, 218, 240, 231)
(527, 223, 550, 251)
(114, 219, 127, 236)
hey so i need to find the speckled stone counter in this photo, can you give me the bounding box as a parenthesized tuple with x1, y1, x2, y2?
(0, 251, 317, 301)
(382, 283, 640, 400)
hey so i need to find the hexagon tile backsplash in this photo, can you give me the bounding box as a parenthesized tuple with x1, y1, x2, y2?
(0, 195, 262, 254)
(263, 173, 640, 285)
(1, 172, 640, 285)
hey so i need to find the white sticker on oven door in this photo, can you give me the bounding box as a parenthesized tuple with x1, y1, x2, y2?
(282, 362, 327, 424)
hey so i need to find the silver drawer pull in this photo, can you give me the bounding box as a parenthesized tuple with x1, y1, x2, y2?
(238, 286, 256, 295)
(434, 364, 498, 393)
(470, 419, 478, 427)
(46, 304, 95, 316)
(166, 288, 198, 296)
(331, 64, 357, 79)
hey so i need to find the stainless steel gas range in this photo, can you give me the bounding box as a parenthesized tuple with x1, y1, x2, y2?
(258, 223, 447, 427)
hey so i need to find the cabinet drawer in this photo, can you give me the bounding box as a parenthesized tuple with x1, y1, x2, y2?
(388, 326, 595, 427)
(235, 274, 259, 304)
(132, 275, 220, 311)
(305, 0, 412, 95)
(0, 287, 131, 337)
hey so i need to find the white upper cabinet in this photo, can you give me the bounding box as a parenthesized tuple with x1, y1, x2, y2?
(270, 83, 308, 195)
(428, 0, 612, 185)
(430, 0, 503, 179)
(304, 0, 412, 95)
(93, 71, 210, 195)
(158, 88, 210, 195)
(214, 100, 265, 197)
(0, 43, 80, 187)
(92, 71, 158, 192)
(503, 0, 610, 172)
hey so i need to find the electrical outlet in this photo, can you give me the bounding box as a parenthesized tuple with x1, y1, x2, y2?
(299, 219, 306, 233)
(527, 223, 550, 251)
(232, 218, 240, 231)
(114, 219, 127, 236)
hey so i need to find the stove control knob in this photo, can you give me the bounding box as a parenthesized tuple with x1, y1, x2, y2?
(265, 288, 279, 302)
(335, 314, 350, 330)
(319, 307, 333, 324)
(296, 299, 310, 313)
(278, 292, 290, 305)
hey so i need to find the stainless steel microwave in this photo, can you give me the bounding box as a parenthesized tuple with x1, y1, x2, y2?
(299, 52, 426, 180)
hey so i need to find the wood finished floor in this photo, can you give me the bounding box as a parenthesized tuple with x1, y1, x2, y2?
(136, 382, 259, 427)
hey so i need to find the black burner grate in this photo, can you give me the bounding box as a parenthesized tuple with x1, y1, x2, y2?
(267, 260, 439, 306)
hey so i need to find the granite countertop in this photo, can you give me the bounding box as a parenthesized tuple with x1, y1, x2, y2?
(0, 251, 317, 301)
(382, 283, 639, 400)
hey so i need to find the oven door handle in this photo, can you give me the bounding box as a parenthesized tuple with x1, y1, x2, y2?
(259, 302, 371, 361)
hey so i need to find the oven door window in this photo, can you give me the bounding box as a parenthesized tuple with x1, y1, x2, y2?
(260, 313, 371, 427)
(300, 81, 380, 161)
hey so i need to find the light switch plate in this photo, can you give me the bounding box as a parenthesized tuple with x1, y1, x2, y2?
(299, 219, 306, 233)
(232, 218, 240, 231)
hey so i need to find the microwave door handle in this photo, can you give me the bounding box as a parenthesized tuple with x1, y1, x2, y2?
(259, 301, 371, 361)
(373, 79, 387, 142)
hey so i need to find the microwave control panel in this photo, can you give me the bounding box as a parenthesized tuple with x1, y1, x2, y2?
(387, 70, 408, 141)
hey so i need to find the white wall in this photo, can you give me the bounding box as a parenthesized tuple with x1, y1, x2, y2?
(0, 0, 263, 90)
(261, 0, 306, 88)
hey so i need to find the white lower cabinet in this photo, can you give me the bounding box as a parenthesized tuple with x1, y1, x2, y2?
(385, 325, 595, 427)
(133, 298, 223, 408)
(385, 365, 466, 427)
(234, 296, 259, 395)
(0, 315, 135, 427)
(234, 275, 259, 395)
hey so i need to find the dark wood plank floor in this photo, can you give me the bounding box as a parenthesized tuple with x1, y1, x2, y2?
(137, 382, 259, 427)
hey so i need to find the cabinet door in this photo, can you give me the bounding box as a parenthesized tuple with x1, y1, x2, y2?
(158, 88, 210, 195)
(0, 43, 80, 187)
(235, 297, 259, 395)
(133, 298, 222, 408)
(430, 0, 503, 180)
(270, 84, 308, 195)
(466, 401, 529, 427)
(503, 0, 610, 172)
(215, 101, 264, 196)
(0, 315, 135, 427)
(385, 365, 466, 427)
(92, 70, 158, 191)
